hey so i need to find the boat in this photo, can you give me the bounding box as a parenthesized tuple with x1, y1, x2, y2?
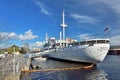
(34, 57, 46, 61)
(47, 11, 110, 64)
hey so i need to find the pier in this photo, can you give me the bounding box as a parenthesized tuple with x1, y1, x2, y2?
(0, 54, 31, 80)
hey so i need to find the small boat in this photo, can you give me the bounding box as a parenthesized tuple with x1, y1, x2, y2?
(34, 57, 46, 61)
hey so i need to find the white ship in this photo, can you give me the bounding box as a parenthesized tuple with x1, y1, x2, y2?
(47, 11, 110, 64)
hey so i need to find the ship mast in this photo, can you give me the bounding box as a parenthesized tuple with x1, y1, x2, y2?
(61, 11, 67, 47)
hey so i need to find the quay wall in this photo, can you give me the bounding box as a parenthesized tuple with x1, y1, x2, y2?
(0, 54, 31, 80)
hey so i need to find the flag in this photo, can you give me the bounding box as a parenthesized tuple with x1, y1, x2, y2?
(104, 27, 109, 32)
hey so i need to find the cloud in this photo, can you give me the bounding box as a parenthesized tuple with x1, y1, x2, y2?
(0, 32, 17, 40)
(29, 41, 43, 49)
(0, 29, 38, 41)
(110, 35, 120, 46)
(110, 29, 120, 36)
(0, 32, 8, 40)
(78, 33, 92, 40)
(34, 0, 50, 15)
(8, 32, 17, 38)
(98, 0, 120, 14)
(70, 13, 98, 24)
(18, 29, 38, 41)
(85, 0, 120, 16)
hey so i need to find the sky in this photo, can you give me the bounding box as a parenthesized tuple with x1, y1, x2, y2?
(0, 0, 120, 48)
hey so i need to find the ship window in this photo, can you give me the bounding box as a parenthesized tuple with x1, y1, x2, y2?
(73, 42, 80, 46)
(97, 40, 109, 43)
(80, 41, 86, 45)
(106, 40, 110, 43)
(87, 41, 96, 44)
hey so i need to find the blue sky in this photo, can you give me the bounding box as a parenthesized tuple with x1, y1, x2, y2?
(0, 0, 120, 48)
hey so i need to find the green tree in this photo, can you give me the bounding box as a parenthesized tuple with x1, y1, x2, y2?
(8, 45, 19, 54)
(0, 49, 4, 54)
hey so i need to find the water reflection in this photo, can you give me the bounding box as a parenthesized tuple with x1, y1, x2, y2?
(85, 68, 108, 80)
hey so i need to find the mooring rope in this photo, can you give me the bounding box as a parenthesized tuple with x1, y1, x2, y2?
(21, 64, 94, 72)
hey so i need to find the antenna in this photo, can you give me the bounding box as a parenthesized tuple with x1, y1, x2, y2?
(45, 32, 49, 43)
(60, 31, 62, 48)
(61, 11, 67, 47)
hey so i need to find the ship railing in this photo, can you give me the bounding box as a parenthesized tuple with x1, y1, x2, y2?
(78, 34, 109, 41)
(67, 34, 110, 46)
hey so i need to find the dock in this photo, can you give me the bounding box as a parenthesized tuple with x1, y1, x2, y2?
(0, 54, 31, 80)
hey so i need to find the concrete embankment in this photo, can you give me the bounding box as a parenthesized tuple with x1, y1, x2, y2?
(0, 54, 31, 80)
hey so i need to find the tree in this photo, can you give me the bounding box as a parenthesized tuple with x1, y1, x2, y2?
(0, 49, 4, 54)
(8, 45, 19, 54)
(19, 47, 26, 54)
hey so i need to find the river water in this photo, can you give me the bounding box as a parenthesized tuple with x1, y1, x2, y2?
(21, 55, 120, 80)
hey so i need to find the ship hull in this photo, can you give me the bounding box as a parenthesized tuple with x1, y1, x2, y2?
(48, 44, 110, 64)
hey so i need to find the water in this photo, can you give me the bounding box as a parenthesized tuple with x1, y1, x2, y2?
(21, 55, 120, 80)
